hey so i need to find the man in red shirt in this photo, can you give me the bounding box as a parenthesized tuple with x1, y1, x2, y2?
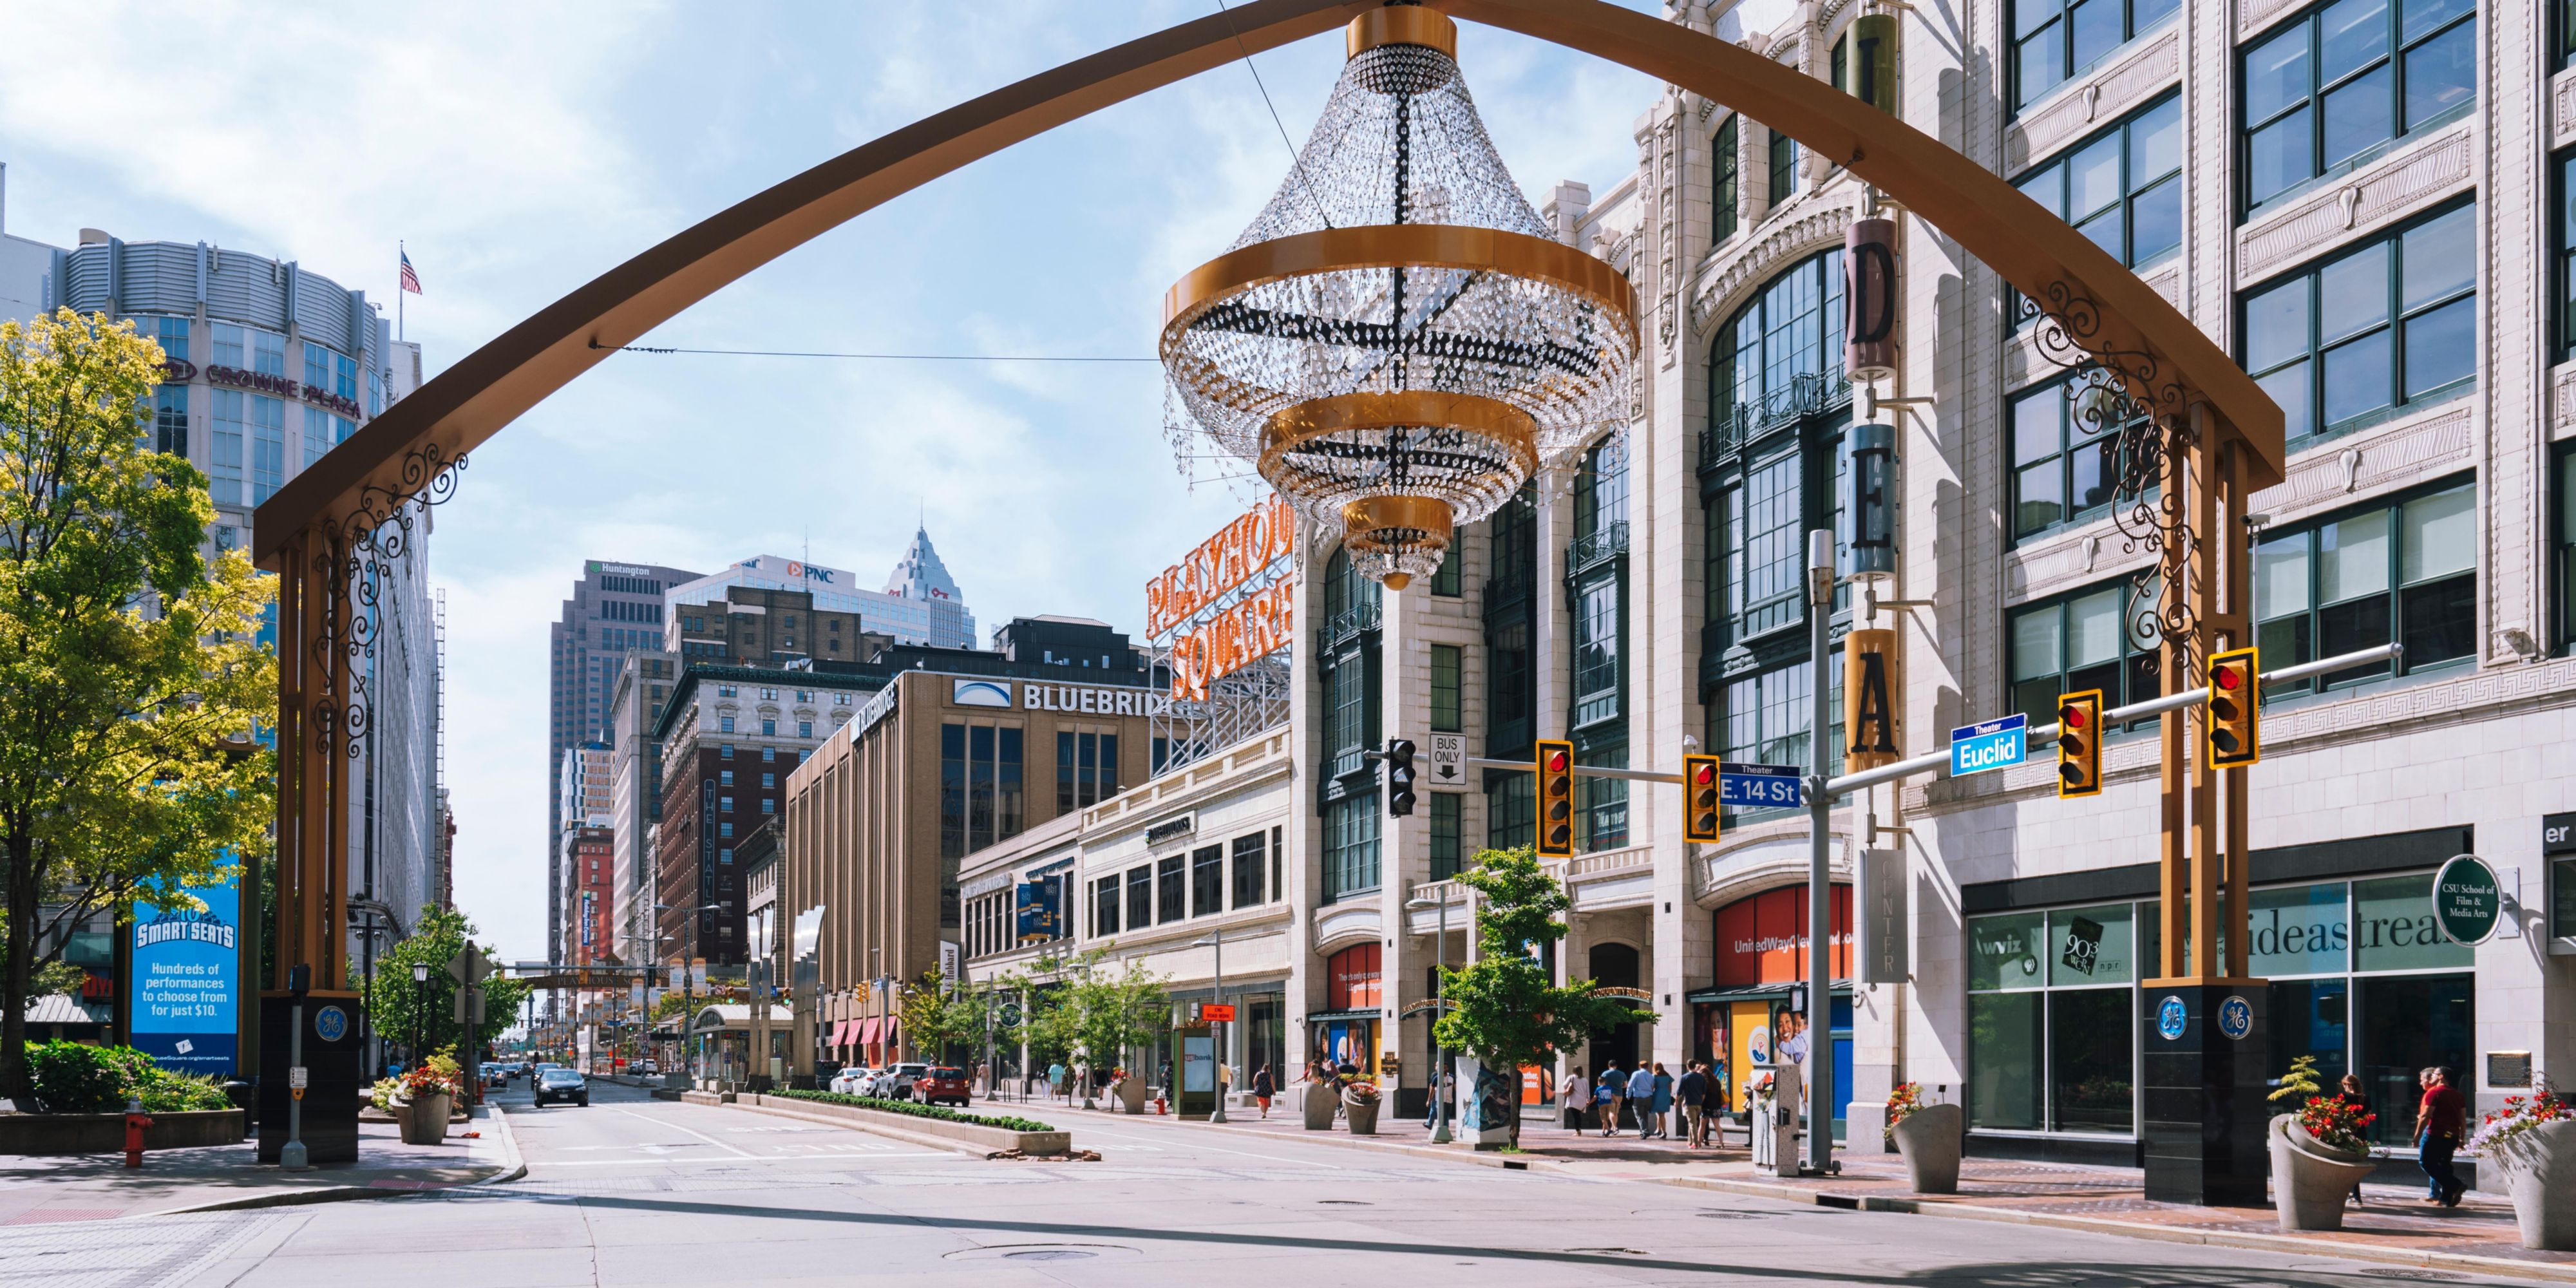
(2414, 1065, 2468, 1207)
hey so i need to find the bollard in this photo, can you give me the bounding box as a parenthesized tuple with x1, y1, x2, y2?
(123, 1097, 152, 1169)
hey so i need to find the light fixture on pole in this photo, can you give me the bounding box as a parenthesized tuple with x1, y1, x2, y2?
(410, 963, 430, 1070)
(1158, 5, 1636, 590)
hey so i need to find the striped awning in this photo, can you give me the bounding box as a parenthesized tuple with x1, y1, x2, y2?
(858, 1018, 882, 1045)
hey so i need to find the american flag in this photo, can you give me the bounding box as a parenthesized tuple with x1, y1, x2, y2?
(399, 249, 422, 294)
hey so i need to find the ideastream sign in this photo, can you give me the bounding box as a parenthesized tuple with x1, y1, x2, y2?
(130, 874, 241, 1076)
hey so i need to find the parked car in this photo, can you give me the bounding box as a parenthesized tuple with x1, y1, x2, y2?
(916, 1066, 969, 1107)
(830, 1066, 875, 1095)
(886, 1062, 931, 1101)
(533, 1068, 591, 1107)
(637, 1059, 659, 1076)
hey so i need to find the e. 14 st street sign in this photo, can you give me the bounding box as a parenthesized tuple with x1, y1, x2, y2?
(1716, 762, 1802, 809)
(1950, 714, 2027, 777)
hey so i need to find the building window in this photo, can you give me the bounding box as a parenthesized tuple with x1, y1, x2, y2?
(1126, 865, 1153, 931)
(1157, 854, 1185, 924)
(1767, 126, 1799, 206)
(2008, 374, 2146, 542)
(2242, 0, 2477, 209)
(2014, 95, 2181, 272)
(718, 822, 734, 838)
(1231, 833, 1266, 909)
(719, 795, 734, 811)
(2007, 575, 2163, 727)
(761, 798, 774, 813)
(2010, 0, 2179, 111)
(1429, 793, 1462, 880)
(719, 743, 734, 759)
(719, 717, 735, 734)
(1430, 645, 1462, 733)
(1486, 772, 1533, 851)
(153, 316, 189, 362)
(1712, 115, 1739, 243)
(153, 386, 188, 457)
(762, 746, 776, 763)
(1326, 943, 1382, 1011)
(799, 721, 813, 737)
(940, 724, 966, 858)
(760, 772, 773, 788)
(1095, 875, 1121, 936)
(1322, 795, 1381, 901)
(1056, 730, 1118, 813)
(1191, 844, 1224, 918)
(719, 848, 733, 864)
(302, 342, 334, 393)
(2254, 478, 2476, 695)
(761, 719, 776, 735)
(252, 329, 286, 377)
(2559, 446, 2576, 652)
(1716, 656, 1841, 820)
(1580, 748, 1630, 852)
(2242, 203, 2474, 445)
(1430, 543, 1463, 596)
(719, 770, 734, 787)
(247, 395, 284, 504)
(1571, 577, 1622, 729)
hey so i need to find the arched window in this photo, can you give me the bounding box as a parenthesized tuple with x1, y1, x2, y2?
(1700, 251, 1853, 804)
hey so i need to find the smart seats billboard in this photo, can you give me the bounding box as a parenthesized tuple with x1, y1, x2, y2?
(130, 875, 241, 1076)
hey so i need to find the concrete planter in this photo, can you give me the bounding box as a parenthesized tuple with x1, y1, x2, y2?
(1114, 1077, 1149, 1115)
(402, 1092, 452, 1145)
(1303, 1085, 1338, 1131)
(1343, 1089, 1381, 1135)
(744, 1094, 1071, 1156)
(1889, 1103, 1963, 1193)
(2269, 1113, 2376, 1232)
(0, 1107, 246, 1155)
(2487, 1117, 2576, 1251)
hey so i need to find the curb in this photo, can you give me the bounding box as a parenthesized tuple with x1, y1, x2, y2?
(138, 1103, 527, 1218)
(712, 1097, 1003, 1160)
(996, 1106, 2576, 1285)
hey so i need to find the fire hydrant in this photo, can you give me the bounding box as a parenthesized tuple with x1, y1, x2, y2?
(1155, 1092, 1168, 1115)
(123, 1097, 153, 1169)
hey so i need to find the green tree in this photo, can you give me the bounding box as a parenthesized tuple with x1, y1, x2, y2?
(362, 909, 529, 1063)
(1072, 953, 1169, 1084)
(0, 309, 276, 1105)
(1432, 846, 1646, 1147)
(896, 964, 984, 1063)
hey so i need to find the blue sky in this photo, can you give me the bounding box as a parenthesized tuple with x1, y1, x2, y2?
(0, 0, 1782, 962)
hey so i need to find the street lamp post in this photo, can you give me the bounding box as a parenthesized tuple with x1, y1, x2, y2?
(409, 963, 430, 1071)
(1405, 892, 1452, 1144)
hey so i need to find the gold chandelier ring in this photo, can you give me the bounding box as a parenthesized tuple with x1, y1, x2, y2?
(1343, 495, 1457, 542)
(1256, 390, 1539, 482)
(1160, 225, 1638, 345)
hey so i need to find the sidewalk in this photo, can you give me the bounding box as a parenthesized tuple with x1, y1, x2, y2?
(0, 1104, 521, 1225)
(983, 1091, 2575, 1282)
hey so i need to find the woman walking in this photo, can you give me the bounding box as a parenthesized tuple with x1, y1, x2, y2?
(1562, 1067, 1590, 1133)
(1648, 1063, 1674, 1140)
(2340, 1073, 2370, 1206)
(1253, 1065, 1275, 1118)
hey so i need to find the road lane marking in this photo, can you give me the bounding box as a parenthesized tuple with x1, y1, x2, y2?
(536, 1151, 956, 1166)
(609, 1108, 756, 1158)
(1070, 1126, 1341, 1168)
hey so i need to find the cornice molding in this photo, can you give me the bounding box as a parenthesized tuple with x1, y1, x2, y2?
(1687, 200, 1859, 337)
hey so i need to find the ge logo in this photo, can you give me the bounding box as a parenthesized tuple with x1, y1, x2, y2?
(2217, 995, 2253, 1042)
(314, 1005, 349, 1043)
(2155, 996, 2186, 1041)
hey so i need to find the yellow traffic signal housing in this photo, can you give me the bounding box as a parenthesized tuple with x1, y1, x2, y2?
(1683, 754, 1723, 842)
(2206, 647, 2260, 768)
(2056, 690, 2103, 798)
(1535, 739, 1575, 857)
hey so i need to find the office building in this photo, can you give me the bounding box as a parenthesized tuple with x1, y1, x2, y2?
(665, 537, 976, 657)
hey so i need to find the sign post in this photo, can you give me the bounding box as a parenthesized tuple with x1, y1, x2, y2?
(1428, 734, 1464, 788)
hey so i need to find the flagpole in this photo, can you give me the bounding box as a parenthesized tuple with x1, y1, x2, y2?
(397, 242, 405, 343)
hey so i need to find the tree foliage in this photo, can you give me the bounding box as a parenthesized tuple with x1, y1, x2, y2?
(1432, 846, 1647, 1146)
(0, 309, 276, 1104)
(896, 963, 985, 1063)
(361, 909, 529, 1062)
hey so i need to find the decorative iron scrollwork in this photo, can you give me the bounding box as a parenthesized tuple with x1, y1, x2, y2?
(306, 440, 468, 757)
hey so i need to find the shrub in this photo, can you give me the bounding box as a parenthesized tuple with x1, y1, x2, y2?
(2470, 1078, 2570, 1151)
(2297, 1094, 2375, 1153)
(773, 1089, 1053, 1133)
(21, 1041, 234, 1114)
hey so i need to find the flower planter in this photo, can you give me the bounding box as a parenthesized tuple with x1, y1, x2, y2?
(402, 1091, 453, 1145)
(1889, 1103, 1963, 1193)
(2269, 1113, 2376, 1232)
(2487, 1117, 2576, 1250)
(1115, 1077, 1149, 1115)
(1303, 1085, 1338, 1131)
(1343, 1090, 1381, 1135)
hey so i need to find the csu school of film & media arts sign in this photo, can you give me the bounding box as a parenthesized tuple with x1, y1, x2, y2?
(130, 874, 242, 1075)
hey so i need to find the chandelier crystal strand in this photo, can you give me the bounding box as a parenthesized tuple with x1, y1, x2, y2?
(1159, 5, 1636, 589)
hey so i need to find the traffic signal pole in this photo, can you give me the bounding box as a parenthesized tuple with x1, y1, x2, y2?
(1804, 531, 1836, 1176)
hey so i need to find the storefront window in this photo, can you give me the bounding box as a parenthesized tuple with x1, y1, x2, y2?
(1970, 993, 2045, 1130)
(2355, 973, 2473, 1144)
(2249, 881, 2349, 976)
(2353, 872, 2471, 972)
(2049, 990, 2134, 1133)
(2556, 857, 2576, 938)
(1969, 911, 2047, 991)
(2049, 903, 2135, 985)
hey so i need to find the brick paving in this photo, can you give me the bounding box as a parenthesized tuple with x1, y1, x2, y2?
(0, 1108, 516, 1224)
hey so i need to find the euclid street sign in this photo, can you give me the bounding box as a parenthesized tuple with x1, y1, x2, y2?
(1716, 762, 1802, 809)
(1950, 714, 2027, 777)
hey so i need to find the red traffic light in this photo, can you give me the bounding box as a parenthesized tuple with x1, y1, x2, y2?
(1691, 762, 1715, 785)
(1545, 748, 1568, 773)
(2213, 662, 2243, 690)
(2059, 704, 2087, 730)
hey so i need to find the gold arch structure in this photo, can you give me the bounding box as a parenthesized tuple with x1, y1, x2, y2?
(249, 0, 2282, 1006)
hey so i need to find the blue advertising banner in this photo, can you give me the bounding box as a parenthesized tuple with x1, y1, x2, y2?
(130, 875, 240, 1076)
(1015, 875, 1063, 944)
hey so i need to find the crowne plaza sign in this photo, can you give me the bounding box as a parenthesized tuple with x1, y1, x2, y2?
(1148, 498, 1296, 703)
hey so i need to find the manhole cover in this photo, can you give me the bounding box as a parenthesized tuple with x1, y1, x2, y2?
(1689, 1210, 1767, 1220)
(1566, 1246, 1647, 1256)
(1318, 1199, 1372, 1206)
(944, 1244, 1139, 1263)
(2354, 1271, 2467, 1283)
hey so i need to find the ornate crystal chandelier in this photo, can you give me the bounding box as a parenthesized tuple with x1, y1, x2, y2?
(1159, 3, 1636, 589)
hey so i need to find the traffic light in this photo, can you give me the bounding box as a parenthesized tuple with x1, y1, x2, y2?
(1683, 754, 1723, 843)
(2056, 690, 2103, 798)
(1386, 738, 1417, 818)
(1535, 738, 1575, 857)
(2206, 646, 2260, 768)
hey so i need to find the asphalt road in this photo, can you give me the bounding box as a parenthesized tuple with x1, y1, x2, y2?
(31, 1077, 2528, 1287)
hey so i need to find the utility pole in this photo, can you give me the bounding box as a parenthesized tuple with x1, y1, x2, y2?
(1802, 529, 1836, 1177)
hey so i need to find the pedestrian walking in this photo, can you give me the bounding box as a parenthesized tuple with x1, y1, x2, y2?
(1627, 1063, 1658, 1138)
(1597, 1061, 1625, 1137)
(1678, 1061, 1709, 1148)
(1649, 1063, 1674, 1140)
(1048, 1059, 1066, 1103)
(1703, 1058, 1728, 1146)
(1253, 1065, 1275, 1118)
(2416, 1065, 2467, 1207)
(1562, 1067, 1591, 1133)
